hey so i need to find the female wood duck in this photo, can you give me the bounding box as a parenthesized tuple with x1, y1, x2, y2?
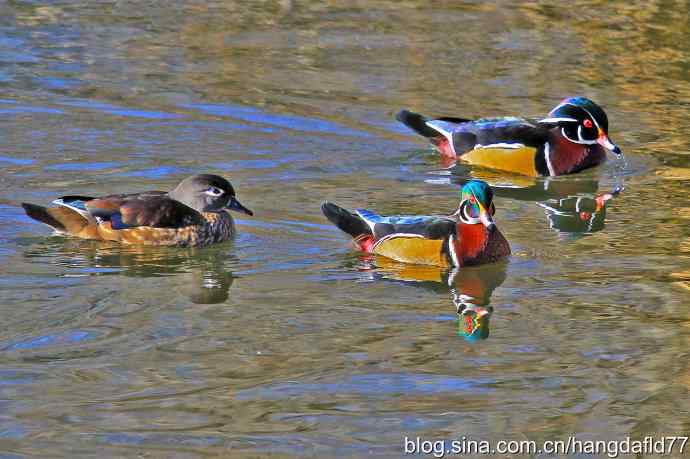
(397, 97, 622, 176)
(322, 180, 510, 267)
(21, 174, 253, 247)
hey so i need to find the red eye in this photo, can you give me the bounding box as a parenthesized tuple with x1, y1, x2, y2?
(583, 119, 593, 128)
(470, 196, 476, 204)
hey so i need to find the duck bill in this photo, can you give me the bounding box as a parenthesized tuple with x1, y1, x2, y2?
(227, 197, 254, 216)
(597, 131, 622, 156)
(479, 206, 496, 232)
(469, 190, 496, 231)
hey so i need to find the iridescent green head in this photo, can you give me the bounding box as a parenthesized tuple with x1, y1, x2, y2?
(541, 96, 622, 156)
(459, 180, 496, 229)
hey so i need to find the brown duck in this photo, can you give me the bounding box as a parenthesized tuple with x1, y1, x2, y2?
(21, 174, 253, 246)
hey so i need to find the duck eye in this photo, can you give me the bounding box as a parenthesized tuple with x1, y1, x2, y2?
(583, 119, 593, 128)
(204, 187, 224, 197)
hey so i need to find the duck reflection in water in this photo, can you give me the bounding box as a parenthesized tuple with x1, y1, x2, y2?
(448, 263, 506, 341)
(23, 240, 236, 304)
(537, 188, 619, 234)
(363, 256, 507, 341)
(447, 167, 621, 234)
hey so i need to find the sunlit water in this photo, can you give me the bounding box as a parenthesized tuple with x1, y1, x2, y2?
(0, 1, 689, 458)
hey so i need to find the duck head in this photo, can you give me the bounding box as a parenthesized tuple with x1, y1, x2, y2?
(168, 174, 253, 215)
(458, 180, 496, 231)
(540, 97, 622, 156)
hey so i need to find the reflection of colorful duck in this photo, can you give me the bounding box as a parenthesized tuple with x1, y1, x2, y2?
(371, 257, 507, 341)
(447, 173, 621, 234)
(23, 242, 235, 304)
(537, 189, 618, 234)
(448, 263, 506, 341)
(456, 301, 492, 342)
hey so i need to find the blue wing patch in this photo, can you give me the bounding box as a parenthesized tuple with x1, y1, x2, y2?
(110, 213, 136, 230)
(52, 197, 88, 211)
(356, 209, 437, 226)
(52, 196, 92, 219)
(471, 116, 529, 128)
(355, 208, 383, 225)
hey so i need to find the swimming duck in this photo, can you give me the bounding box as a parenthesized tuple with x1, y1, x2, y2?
(21, 174, 253, 246)
(322, 180, 510, 267)
(397, 97, 622, 176)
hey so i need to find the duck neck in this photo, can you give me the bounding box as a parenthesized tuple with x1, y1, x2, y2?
(454, 222, 490, 265)
(547, 130, 606, 175)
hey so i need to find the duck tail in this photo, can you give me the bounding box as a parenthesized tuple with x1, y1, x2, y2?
(397, 109, 470, 135)
(396, 110, 471, 158)
(321, 201, 374, 244)
(21, 203, 89, 234)
(396, 110, 440, 139)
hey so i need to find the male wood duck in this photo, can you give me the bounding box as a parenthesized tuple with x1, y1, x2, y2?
(322, 180, 510, 267)
(397, 97, 622, 176)
(21, 174, 253, 247)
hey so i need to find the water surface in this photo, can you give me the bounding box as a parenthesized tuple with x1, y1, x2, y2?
(1, 1, 689, 458)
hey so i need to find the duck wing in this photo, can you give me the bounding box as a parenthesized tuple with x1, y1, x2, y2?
(355, 210, 457, 266)
(83, 192, 205, 229)
(427, 117, 551, 176)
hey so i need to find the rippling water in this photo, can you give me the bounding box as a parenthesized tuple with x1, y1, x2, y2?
(1, 1, 689, 458)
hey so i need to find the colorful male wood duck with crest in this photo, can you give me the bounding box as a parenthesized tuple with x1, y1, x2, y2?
(397, 97, 622, 176)
(321, 180, 510, 267)
(21, 174, 253, 247)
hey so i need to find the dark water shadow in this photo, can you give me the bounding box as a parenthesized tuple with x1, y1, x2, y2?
(21, 238, 237, 304)
(361, 256, 507, 341)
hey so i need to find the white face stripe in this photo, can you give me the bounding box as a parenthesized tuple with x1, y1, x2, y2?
(544, 142, 555, 177)
(459, 206, 480, 224)
(552, 102, 601, 130)
(561, 127, 596, 145)
(576, 125, 597, 144)
(577, 125, 583, 142)
(538, 117, 578, 124)
(549, 101, 569, 114)
(459, 199, 481, 225)
(577, 105, 600, 130)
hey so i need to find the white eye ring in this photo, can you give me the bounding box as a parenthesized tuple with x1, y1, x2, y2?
(204, 187, 224, 196)
(562, 126, 597, 145)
